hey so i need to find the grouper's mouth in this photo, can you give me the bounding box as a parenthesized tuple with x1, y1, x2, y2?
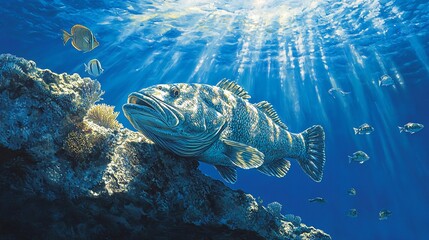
(123, 92, 183, 131)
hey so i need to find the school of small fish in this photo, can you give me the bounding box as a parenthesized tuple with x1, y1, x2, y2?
(322, 74, 425, 220)
(62, 24, 104, 78)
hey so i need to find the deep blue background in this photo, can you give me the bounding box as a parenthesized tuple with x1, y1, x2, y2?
(1, 0, 428, 239)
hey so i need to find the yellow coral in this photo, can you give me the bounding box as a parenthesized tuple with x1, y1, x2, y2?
(63, 122, 107, 164)
(63, 130, 96, 161)
(85, 104, 122, 129)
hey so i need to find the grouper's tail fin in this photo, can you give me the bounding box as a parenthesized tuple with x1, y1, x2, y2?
(298, 125, 326, 182)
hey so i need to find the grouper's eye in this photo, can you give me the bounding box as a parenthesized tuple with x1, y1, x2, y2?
(157, 86, 162, 90)
(170, 86, 180, 98)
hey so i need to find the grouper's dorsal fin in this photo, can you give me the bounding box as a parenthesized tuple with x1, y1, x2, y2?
(216, 79, 251, 99)
(254, 101, 288, 130)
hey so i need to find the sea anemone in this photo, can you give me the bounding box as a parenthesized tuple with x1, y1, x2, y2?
(85, 104, 122, 129)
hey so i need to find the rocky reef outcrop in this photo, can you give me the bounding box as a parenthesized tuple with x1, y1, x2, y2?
(0, 54, 331, 240)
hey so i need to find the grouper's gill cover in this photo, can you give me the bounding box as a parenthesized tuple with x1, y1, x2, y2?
(123, 80, 326, 184)
(123, 84, 227, 157)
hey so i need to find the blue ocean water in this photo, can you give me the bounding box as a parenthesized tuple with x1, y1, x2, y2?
(1, 0, 428, 239)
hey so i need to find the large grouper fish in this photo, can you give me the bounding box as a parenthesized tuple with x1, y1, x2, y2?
(123, 79, 326, 183)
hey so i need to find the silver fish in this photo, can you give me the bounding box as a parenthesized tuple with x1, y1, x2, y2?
(398, 122, 424, 134)
(379, 209, 392, 220)
(353, 123, 374, 135)
(379, 74, 394, 87)
(328, 87, 350, 99)
(84, 59, 104, 77)
(348, 151, 369, 164)
(122, 79, 326, 183)
(347, 208, 358, 218)
(62, 24, 99, 52)
(348, 188, 356, 196)
(308, 197, 325, 203)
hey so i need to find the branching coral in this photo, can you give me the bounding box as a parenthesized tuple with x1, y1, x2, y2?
(267, 201, 282, 217)
(80, 80, 104, 107)
(85, 104, 122, 129)
(284, 214, 302, 226)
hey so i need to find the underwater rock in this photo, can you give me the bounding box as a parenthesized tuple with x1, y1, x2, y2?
(0, 54, 331, 240)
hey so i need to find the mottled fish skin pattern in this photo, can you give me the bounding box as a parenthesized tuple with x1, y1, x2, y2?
(123, 80, 325, 183)
(196, 84, 304, 165)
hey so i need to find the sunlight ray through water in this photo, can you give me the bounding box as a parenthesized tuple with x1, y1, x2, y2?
(1, 0, 428, 238)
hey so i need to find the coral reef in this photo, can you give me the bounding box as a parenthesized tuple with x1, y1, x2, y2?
(0, 54, 331, 240)
(267, 201, 283, 217)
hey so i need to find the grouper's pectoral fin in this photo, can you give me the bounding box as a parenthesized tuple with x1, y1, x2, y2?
(165, 118, 227, 157)
(221, 139, 264, 169)
(214, 165, 237, 184)
(257, 158, 291, 178)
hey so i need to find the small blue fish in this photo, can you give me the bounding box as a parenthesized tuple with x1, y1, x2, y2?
(398, 122, 424, 134)
(348, 151, 369, 164)
(84, 59, 104, 77)
(308, 197, 325, 203)
(353, 123, 374, 135)
(328, 87, 350, 99)
(379, 209, 392, 220)
(348, 188, 356, 196)
(379, 74, 394, 87)
(347, 208, 358, 218)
